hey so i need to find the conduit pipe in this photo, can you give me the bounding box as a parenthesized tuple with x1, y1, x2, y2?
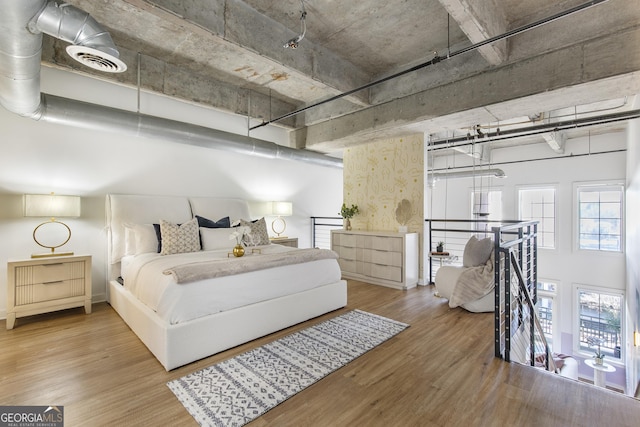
(250, 0, 610, 130)
(428, 109, 640, 151)
(0, 1, 341, 168)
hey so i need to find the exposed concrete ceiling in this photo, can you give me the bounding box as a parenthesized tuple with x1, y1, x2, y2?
(40, 0, 640, 156)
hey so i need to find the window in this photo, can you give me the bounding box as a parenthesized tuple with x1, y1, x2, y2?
(536, 280, 558, 351)
(519, 187, 556, 249)
(576, 287, 623, 361)
(577, 184, 624, 252)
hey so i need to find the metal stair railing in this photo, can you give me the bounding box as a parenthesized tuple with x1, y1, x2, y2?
(494, 221, 557, 373)
(311, 216, 343, 249)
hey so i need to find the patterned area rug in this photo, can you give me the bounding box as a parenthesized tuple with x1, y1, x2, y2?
(168, 309, 409, 427)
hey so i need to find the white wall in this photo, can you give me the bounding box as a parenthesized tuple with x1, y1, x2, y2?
(0, 67, 343, 313)
(625, 96, 640, 396)
(429, 131, 629, 389)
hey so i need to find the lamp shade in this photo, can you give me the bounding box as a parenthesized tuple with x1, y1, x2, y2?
(268, 201, 293, 216)
(24, 194, 81, 218)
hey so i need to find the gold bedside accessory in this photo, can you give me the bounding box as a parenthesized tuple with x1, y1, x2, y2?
(266, 201, 293, 239)
(24, 193, 81, 258)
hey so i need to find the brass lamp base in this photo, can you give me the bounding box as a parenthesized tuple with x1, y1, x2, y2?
(31, 251, 74, 259)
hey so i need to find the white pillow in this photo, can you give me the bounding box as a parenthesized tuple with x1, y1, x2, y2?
(200, 227, 235, 251)
(125, 223, 158, 255)
(124, 224, 136, 255)
(463, 236, 493, 267)
(160, 218, 201, 255)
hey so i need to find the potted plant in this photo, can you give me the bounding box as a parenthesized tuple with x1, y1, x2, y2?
(340, 203, 359, 231)
(436, 241, 444, 253)
(587, 336, 605, 365)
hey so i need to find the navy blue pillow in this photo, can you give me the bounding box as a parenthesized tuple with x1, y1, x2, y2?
(152, 223, 166, 253)
(196, 215, 231, 228)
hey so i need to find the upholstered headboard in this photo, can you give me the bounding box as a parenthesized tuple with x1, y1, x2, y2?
(105, 194, 251, 280)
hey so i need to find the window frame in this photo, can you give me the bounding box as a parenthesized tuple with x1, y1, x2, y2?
(517, 185, 557, 250)
(574, 181, 625, 253)
(535, 278, 560, 352)
(573, 283, 625, 366)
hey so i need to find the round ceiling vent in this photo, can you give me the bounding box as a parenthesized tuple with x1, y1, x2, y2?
(66, 45, 127, 73)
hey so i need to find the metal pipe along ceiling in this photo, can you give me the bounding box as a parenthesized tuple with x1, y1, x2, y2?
(0, 1, 342, 168)
(38, 94, 343, 168)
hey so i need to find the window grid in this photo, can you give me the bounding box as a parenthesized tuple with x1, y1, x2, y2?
(578, 186, 623, 252)
(519, 188, 556, 249)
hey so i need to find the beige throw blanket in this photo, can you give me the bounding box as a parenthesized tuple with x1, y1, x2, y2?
(163, 248, 339, 284)
(449, 251, 495, 308)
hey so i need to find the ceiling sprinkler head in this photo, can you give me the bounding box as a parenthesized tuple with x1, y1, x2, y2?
(284, 35, 303, 49)
(283, 0, 306, 49)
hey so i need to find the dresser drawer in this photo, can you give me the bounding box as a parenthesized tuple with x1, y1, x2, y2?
(336, 245, 357, 260)
(365, 263, 402, 282)
(15, 261, 86, 286)
(363, 249, 402, 267)
(370, 236, 402, 252)
(337, 258, 357, 273)
(15, 279, 86, 305)
(339, 233, 357, 247)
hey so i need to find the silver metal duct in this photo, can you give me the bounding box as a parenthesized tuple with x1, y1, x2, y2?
(0, 1, 342, 168)
(28, 1, 127, 73)
(39, 94, 344, 168)
(0, 0, 46, 116)
(428, 168, 506, 185)
(0, 0, 125, 118)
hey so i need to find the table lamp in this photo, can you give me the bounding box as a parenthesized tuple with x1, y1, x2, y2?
(267, 201, 292, 239)
(24, 193, 81, 258)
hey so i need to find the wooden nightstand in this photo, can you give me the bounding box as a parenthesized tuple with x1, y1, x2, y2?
(270, 237, 298, 248)
(6, 255, 92, 329)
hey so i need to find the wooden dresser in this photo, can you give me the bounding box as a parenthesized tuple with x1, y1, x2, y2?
(331, 230, 418, 290)
(6, 255, 92, 329)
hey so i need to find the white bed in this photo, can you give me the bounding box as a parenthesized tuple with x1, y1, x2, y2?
(106, 194, 347, 370)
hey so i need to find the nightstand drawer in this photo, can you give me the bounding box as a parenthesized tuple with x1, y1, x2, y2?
(15, 279, 86, 305)
(15, 261, 85, 286)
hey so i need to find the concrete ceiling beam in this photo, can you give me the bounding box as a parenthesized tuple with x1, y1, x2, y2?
(438, 0, 508, 65)
(62, 0, 371, 115)
(41, 38, 300, 128)
(295, 26, 640, 151)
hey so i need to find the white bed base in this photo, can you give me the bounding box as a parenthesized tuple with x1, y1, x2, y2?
(105, 194, 347, 371)
(108, 278, 346, 371)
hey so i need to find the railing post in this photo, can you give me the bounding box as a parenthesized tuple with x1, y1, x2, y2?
(504, 248, 511, 363)
(533, 223, 538, 305)
(494, 228, 501, 358)
(428, 219, 434, 284)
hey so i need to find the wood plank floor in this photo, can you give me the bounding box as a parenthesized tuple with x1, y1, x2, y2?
(1, 280, 639, 426)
